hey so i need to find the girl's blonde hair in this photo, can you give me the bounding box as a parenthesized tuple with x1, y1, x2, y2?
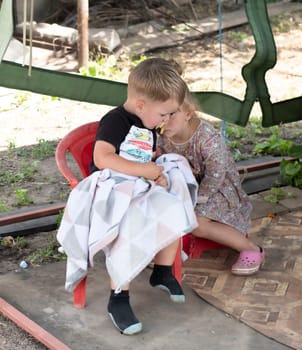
(128, 58, 187, 104)
(166, 59, 201, 115)
(182, 86, 200, 114)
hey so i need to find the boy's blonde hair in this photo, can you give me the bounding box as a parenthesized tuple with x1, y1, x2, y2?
(128, 58, 186, 104)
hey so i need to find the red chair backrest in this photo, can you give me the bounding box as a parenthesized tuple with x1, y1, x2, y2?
(55, 121, 99, 189)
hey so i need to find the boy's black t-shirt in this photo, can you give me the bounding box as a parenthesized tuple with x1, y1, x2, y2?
(90, 105, 157, 174)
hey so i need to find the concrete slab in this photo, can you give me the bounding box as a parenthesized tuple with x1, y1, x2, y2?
(278, 186, 302, 210)
(0, 255, 292, 350)
(249, 193, 288, 219)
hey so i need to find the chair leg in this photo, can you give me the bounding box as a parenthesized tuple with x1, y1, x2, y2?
(173, 234, 246, 285)
(73, 276, 87, 308)
(182, 233, 192, 256)
(172, 240, 182, 284)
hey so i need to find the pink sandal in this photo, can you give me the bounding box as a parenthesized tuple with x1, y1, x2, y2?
(231, 247, 265, 275)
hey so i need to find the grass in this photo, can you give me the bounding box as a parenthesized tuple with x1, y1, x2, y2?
(0, 161, 38, 185)
(8, 139, 56, 160)
(0, 233, 66, 268)
(0, 236, 29, 249)
(14, 189, 34, 206)
(31, 139, 56, 159)
(263, 186, 296, 204)
(27, 236, 66, 265)
(0, 201, 10, 212)
(0, 139, 60, 211)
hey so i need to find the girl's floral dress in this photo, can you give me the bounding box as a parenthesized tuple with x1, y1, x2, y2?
(158, 118, 252, 234)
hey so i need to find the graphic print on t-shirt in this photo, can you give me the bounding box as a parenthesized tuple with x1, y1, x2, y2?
(119, 126, 153, 163)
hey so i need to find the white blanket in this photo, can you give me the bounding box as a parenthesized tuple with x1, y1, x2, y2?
(57, 153, 198, 292)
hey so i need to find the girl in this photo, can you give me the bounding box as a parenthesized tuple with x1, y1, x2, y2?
(157, 88, 264, 275)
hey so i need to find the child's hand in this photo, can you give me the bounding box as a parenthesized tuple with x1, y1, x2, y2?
(155, 174, 168, 189)
(142, 162, 164, 180)
(154, 147, 163, 159)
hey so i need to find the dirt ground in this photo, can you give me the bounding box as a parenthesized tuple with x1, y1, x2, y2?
(0, 4, 302, 349)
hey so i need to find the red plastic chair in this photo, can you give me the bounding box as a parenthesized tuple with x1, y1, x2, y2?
(56, 122, 184, 308)
(182, 234, 226, 259)
(55, 121, 226, 308)
(56, 121, 99, 308)
(55, 121, 99, 190)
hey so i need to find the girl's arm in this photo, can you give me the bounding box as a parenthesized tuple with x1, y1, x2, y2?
(197, 133, 228, 200)
(155, 147, 162, 158)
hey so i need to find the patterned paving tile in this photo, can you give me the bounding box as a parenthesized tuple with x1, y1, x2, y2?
(183, 210, 302, 350)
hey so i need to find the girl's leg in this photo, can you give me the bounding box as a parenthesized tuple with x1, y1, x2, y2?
(150, 239, 185, 302)
(108, 280, 142, 335)
(193, 216, 264, 275)
(193, 216, 259, 252)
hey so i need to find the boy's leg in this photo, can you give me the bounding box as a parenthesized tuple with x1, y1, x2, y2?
(150, 239, 185, 302)
(107, 281, 142, 335)
(153, 239, 179, 265)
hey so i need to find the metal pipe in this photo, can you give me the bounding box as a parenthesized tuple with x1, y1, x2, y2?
(77, 0, 89, 69)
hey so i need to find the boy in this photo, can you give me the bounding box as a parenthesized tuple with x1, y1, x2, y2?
(58, 58, 197, 336)
(90, 58, 188, 335)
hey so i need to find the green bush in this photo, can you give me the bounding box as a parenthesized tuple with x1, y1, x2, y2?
(280, 145, 302, 188)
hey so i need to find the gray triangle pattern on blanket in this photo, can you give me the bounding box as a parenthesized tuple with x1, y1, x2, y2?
(57, 154, 198, 292)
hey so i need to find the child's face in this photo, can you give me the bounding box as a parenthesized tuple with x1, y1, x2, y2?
(137, 97, 180, 129)
(160, 104, 190, 138)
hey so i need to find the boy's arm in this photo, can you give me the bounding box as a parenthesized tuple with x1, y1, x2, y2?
(93, 140, 163, 180)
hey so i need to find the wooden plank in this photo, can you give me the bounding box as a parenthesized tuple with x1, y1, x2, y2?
(0, 297, 72, 350)
(0, 203, 64, 226)
(237, 157, 295, 174)
(122, 2, 302, 54)
(0, 215, 58, 237)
